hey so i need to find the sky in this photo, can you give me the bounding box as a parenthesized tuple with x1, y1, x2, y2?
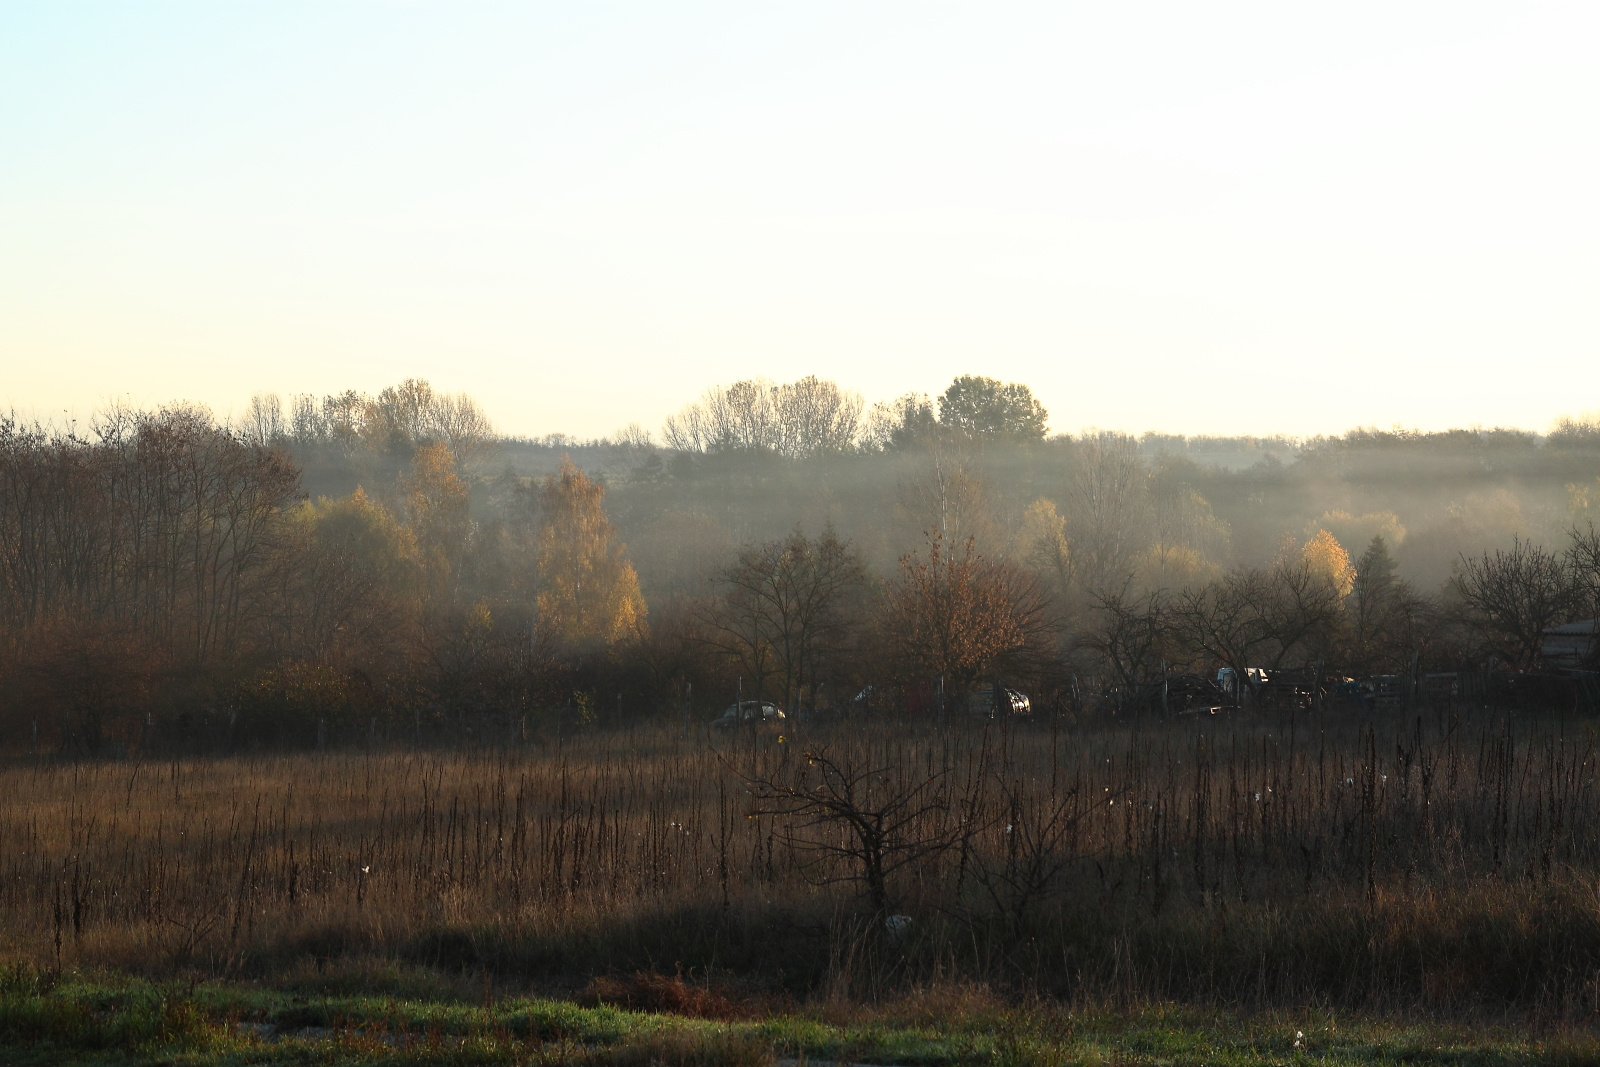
(2, 2, 1597, 441)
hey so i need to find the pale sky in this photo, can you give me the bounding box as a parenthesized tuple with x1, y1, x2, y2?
(2, 2, 1596, 440)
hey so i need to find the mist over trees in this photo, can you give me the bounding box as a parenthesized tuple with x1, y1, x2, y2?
(3, 375, 1599, 752)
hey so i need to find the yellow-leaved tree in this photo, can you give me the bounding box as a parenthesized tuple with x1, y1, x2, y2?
(402, 442, 471, 600)
(536, 457, 646, 647)
(1017, 498, 1071, 594)
(268, 486, 421, 664)
(1302, 529, 1356, 596)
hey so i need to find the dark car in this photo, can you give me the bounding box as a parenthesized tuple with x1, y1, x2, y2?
(711, 700, 787, 729)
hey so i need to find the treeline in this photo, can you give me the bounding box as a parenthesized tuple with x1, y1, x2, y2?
(0, 393, 644, 754)
(3, 375, 1599, 755)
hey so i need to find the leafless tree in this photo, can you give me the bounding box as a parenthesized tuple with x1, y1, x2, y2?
(1068, 433, 1152, 595)
(664, 376, 863, 459)
(427, 391, 497, 469)
(895, 436, 993, 550)
(241, 393, 286, 448)
(1077, 587, 1173, 696)
(1568, 523, 1600, 629)
(772, 376, 864, 457)
(1170, 559, 1341, 693)
(1455, 537, 1582, 669)
(967, 761, 1121, 937)
(744, 742, 970, 916)
(697, 527, 865, 712)
(1171, 570, 1272, 692)
(1257, 558, 1346, 667)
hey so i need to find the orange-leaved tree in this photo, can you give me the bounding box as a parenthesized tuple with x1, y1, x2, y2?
(881, 529, 1049, 695)
(535, 456, 646, 649)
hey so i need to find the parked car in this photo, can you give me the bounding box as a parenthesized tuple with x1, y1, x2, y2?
(711, 700, 787, 729)
(1216, 667, 1269, 703)
(966, 683, 1032, 717)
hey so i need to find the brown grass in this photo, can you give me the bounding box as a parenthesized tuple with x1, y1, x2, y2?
(583, 972, 749, 1019)
(2, 708, 1599, 1016)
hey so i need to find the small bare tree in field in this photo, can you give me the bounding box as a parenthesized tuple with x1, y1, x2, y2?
(744, 744, 970, 917)
(968, 766, 1122, 937)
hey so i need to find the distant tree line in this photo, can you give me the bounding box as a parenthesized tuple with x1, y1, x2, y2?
(660, 373, 1050, 458)
(2, 375, 1599, 754)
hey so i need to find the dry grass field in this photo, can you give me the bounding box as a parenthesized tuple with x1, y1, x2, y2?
(4, 706, 1600, 1021)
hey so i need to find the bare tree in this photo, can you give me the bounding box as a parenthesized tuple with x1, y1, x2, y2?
(698, 526, 865, 712)
(895, 437, 993, 550)
(663, 376, 864, 459)
(1171, 568, 1274, 698)
(0, 408, 299, 675)
(360, 379, 495, 468)
(1171, 559, 1345, 691)
(241, 393, 286, 448)
(1077, 587, 1172, 697)
(1455, 537, 1581, 669)
(772, 376, 864, 457)
(1068, 433, 1152, 595)
(427, 391, 497, 469)
(744, 742, 969, 916)
(1257, 558, 1346, 667)
(967, 760, 1121, 937)
(1568, 523, 1600, 628)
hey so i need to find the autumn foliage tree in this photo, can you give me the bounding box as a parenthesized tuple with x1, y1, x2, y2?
(535, 457, 647, 649)
(403, 442, 472, 600)
(270, 487, 419, 664)
(1302, 529, 1356, 596)
(881, 529, 1050, 696)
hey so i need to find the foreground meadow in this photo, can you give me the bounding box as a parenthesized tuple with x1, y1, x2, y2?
(3, 707, 1600, 1060)
(4, 964, 1600, 1066)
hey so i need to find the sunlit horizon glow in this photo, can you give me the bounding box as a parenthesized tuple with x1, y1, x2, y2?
(3, 3, 1596, 441)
